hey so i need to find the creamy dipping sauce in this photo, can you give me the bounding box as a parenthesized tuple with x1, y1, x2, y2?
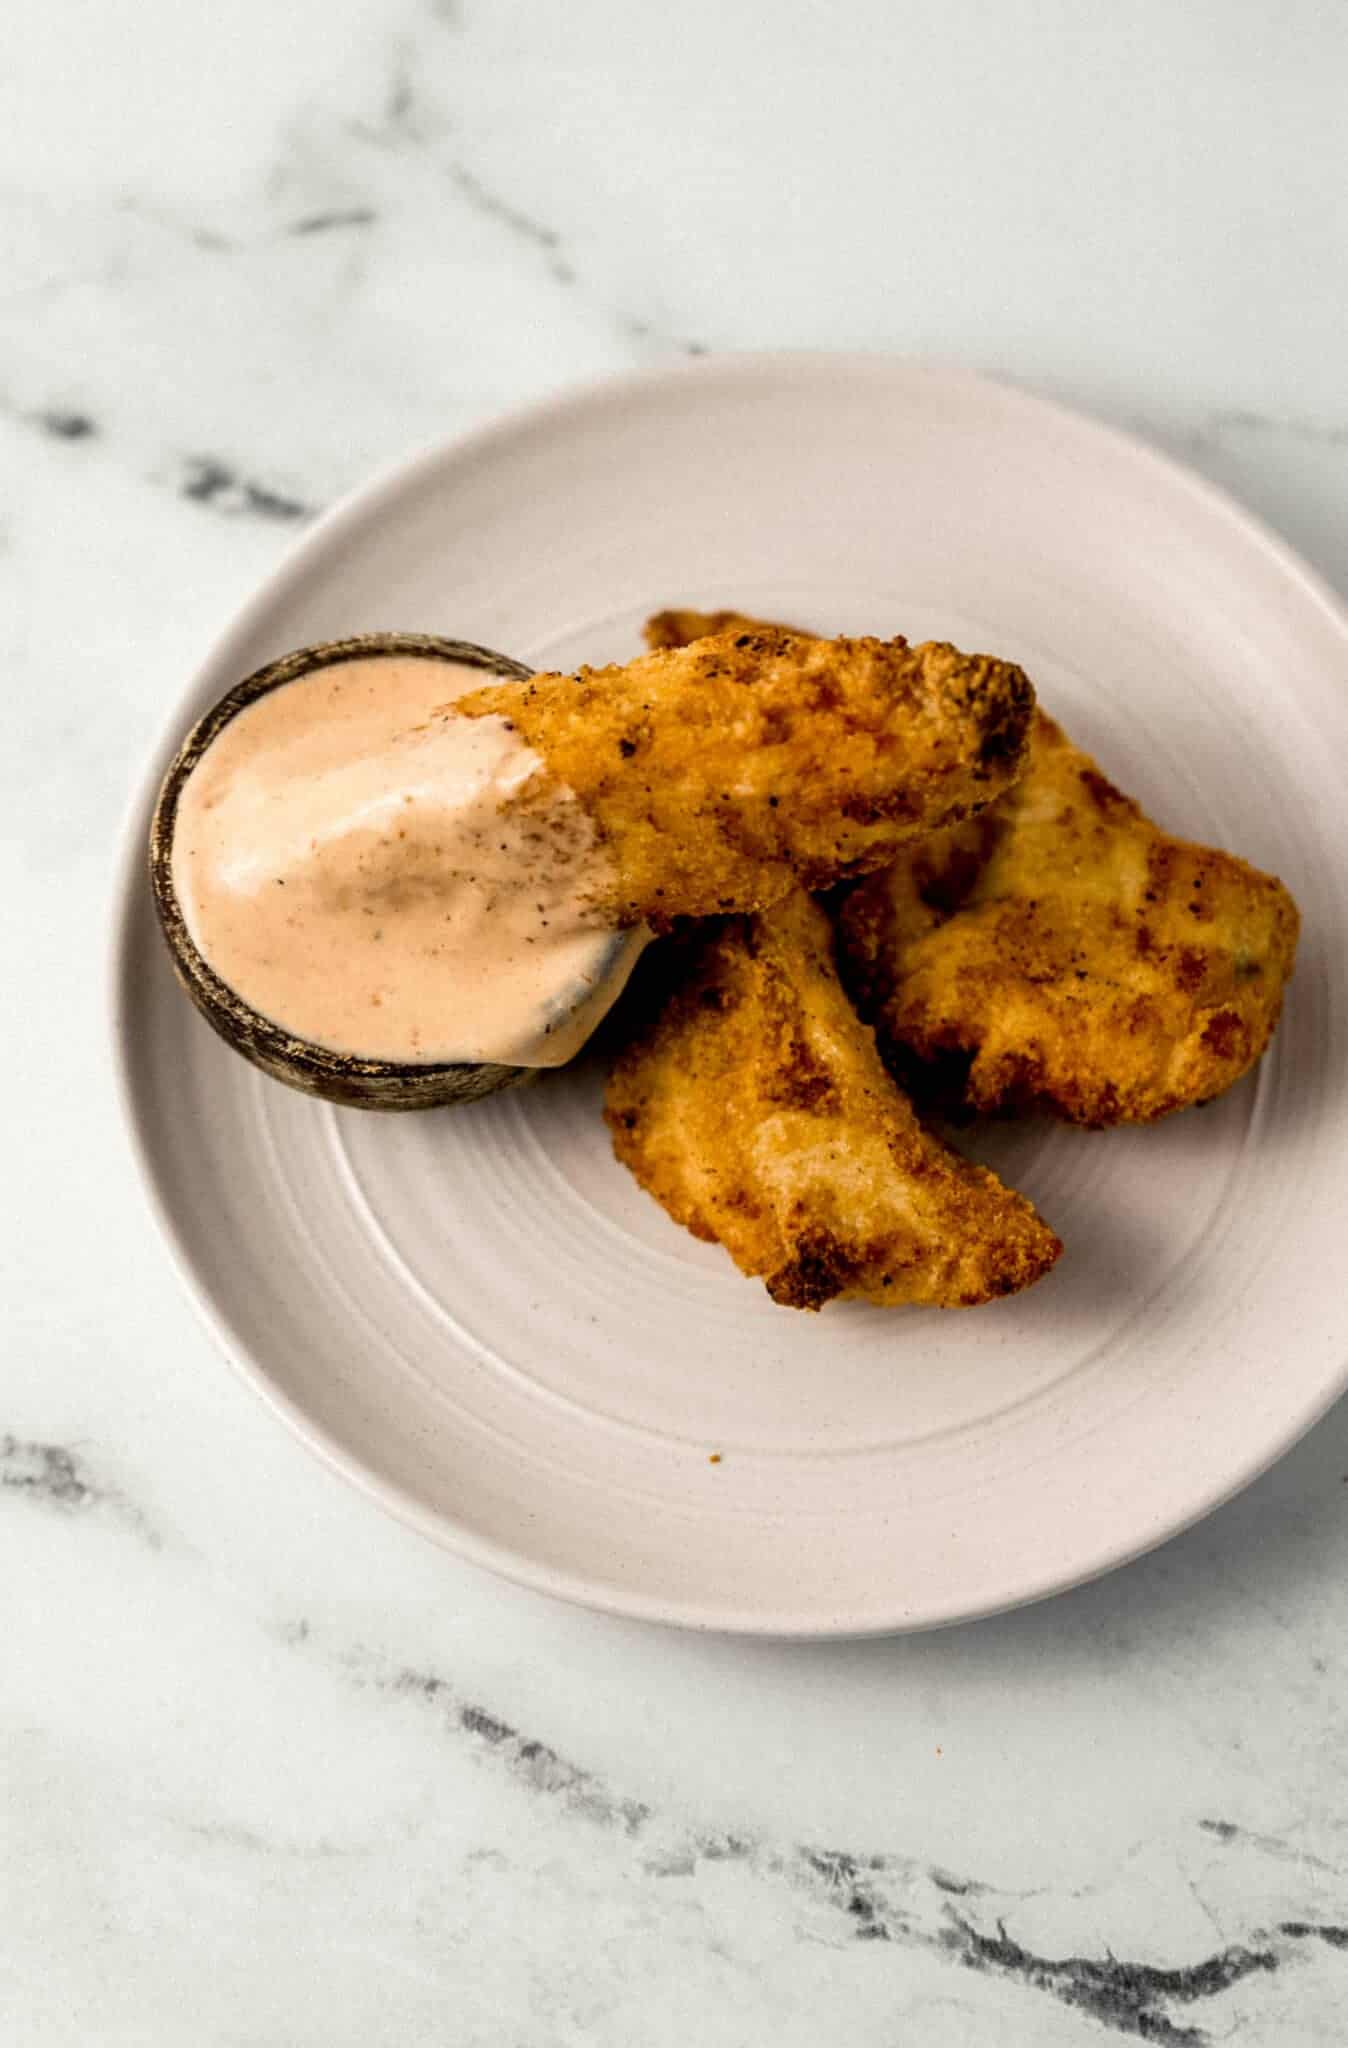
(171, 652, 644, 1066)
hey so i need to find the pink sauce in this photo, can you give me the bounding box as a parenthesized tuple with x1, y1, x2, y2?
(171, 653, 643, 1066)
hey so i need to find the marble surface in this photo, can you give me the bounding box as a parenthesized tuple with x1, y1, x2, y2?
(5, 1, 1347, 2040)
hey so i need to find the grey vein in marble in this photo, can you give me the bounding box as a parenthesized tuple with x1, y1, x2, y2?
(445, 161, 576, 285)
(179, 454, 316, 522)
(346, 44, 578, 285)
(1, 1437, 99, 1508)
(285, 206, 379, 237)
(1280, 1921, 1348, 1950)
(116, 195, 237, 253)
(351, 40, 450, 151)
(34, 408, 98, 440)
(942, 1921, 1277, 2046)
(621, 312, 711, 359)
(1207, 408, 1348, 451)
(0, 1435, 159, 1545)
(388, 1666, 652, 1833)
(301, 1643, 1348, 2046)
(353, 48, 713, 363)
(3, 370, 317, 528)
(0, 388, 100, 444)
(1200, 1817, 1343, 1876)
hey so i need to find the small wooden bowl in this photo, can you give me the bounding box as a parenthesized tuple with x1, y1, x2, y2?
(149, 632, 538, 1110)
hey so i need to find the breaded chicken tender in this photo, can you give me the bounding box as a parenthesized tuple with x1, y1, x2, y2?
(642, 606, 1300, 1126)
(605, 892, 1062, 1309)
(838, 711, 1301, 1125)
(459, 630, 1034, 925)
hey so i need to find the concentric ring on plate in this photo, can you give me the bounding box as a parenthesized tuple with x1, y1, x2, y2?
(111, 355, 1348, 1633)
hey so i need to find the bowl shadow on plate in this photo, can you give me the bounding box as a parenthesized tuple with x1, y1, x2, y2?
(1240, 926, 1342, 1156)
(808, 1171, 1171, 1340)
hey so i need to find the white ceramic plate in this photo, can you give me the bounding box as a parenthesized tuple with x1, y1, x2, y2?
(112, 355, 1348, 1635)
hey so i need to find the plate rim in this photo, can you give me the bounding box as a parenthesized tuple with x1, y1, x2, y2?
(107, 351, 1348, 1637)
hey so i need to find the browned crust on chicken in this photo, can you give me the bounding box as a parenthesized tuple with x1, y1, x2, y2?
(642, 608, 811, 651)
(459, 630, 1035, 925)
(643, 607, 1300, 1126)
(837, 711, 1301, 1125)
(605, 892, 1061, 1309)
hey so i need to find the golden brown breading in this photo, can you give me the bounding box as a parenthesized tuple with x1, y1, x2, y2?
(640, 606, 1301, 1126)
(643, 607, 810, 650)
(837, 711, 1301, 1125)
(605, 892, 1062, 1309)
(459, 630, 1035, 924)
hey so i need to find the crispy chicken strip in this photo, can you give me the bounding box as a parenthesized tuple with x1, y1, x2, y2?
(605, 892, 1062, 1310)
(838, 711, 1300, 1124)
(459, 629, 1034, 924)
(644, 608, 1300, 1125)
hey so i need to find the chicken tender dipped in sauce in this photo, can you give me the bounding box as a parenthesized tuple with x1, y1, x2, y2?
(460, 628, 1035, 925)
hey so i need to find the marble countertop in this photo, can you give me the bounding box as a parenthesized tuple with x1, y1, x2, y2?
(6, 2, 1347, 2040)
